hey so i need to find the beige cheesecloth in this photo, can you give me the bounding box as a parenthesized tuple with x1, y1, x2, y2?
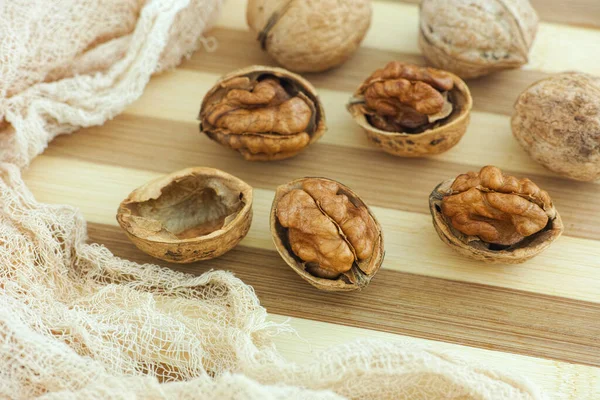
(0, 0, 546, 399)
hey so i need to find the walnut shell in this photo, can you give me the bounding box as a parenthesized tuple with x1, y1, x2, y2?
(429, 166, 563, 264)
(512, 72, 600, 182)
(247, 0, 372, 73)
(270, 177, 384, 291)
(419, 0, 538, 79)
(199, 65, 326, 161)
(117, 167, 253, 263)
(347, 62, 472, 157)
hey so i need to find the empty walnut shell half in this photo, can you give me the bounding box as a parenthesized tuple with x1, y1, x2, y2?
(199, 65, 326, 161)
(419, 0, 539, 79)
(117, 167, 253, 263)
(347, 62, 472, 157)
(270, 177, 384, 291)
(429, 166, 563, 264)
(247, 0, 372, 73)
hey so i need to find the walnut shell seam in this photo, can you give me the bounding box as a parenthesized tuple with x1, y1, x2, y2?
(257, 0, 294, 50)
(418, 0, 539, 79)
(247, 0, 372, 73)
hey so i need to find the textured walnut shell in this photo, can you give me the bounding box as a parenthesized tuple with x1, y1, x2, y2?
(270, 177, 384, 291)
(347, 65, 472, 157)
(117, 168, 253, 263)
(247, 0, 371, 73)
(429, 169, 563, 264)
(419, 0, 538, 79)
(199, 65, 326, 161)
(512, 72, 600, 182)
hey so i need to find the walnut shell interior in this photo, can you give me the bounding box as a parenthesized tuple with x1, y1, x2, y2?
(429, 178, 563, 264)
(347, 64, 472, 157)
(117, 167, 253, 263)
(199, 65, 326, 161)
(270, 177, 384, 291)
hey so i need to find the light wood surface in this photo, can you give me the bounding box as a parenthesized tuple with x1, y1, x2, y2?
(271, 315, 600, 400)
(22, 0, 600, 398)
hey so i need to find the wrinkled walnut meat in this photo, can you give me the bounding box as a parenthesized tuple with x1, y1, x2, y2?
(199, 66, 326, 161)
(429, 166, 563, 264)
(442, 166, 551, 246)
(347, 62, 472, 157)
(271, 178, 384, 291)
(357, 62, 455, 133)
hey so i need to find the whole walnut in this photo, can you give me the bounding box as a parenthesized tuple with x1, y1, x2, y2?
(199, 65, 326, 161)
(271, 177, 384, 291)
(419, 0, 539, 79)
(429, 166, 563, 264)
(347, 62, 472, 157)
(512, 72, 600, 182)
(247, 0, 372, 73)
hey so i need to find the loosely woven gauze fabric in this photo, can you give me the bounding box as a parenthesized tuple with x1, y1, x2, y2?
(0, 1, 545, 399)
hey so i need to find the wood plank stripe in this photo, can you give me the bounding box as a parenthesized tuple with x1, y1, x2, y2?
(392, 0, 600, 30)
(12, 0, 599, 393)
(529, 0, 600, 29)
(42, 115, 600, 242)
(23, 155, 600, 303)
(122, 67, 598, 186)
(86, 222, 600, 368)
(189, 27, 548, 117)
(213, 1, 600, 76)
(271, 315, 600, 399)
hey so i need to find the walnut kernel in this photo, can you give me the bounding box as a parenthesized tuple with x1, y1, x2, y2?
(429, 166, 563, 264)
(271, 177, 384, 291)
(199, 66, 326, 161)
(347, 62, 472, 157)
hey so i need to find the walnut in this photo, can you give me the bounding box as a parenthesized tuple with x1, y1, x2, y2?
(512, 72, 600, 182)
(246, 0, 372, 73)
(199, 66, 326, 161)
(347, 62, 472, 157)
(271, 177, 384, 291)
(419, 0, 539, 79)
(117, 168, 253, 263)
(429, 166, 563, 264)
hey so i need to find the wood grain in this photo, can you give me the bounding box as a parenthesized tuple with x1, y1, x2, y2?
(87, 223, 600, 368)
(215, 0, 600, 76)
(44, 114, 600, 242)
(24, 155, 600, 303)
(121, 68, 600, 192)
(189, 27, 548, 117)
(271, 315, 600, 400)
(19, 1, 600, 397)
(392, 0, 600, 29)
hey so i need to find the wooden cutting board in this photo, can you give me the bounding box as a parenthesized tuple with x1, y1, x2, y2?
(23, 0, 600, 397)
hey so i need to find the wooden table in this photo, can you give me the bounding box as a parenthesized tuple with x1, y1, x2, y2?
(23, 1, 600, 398)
